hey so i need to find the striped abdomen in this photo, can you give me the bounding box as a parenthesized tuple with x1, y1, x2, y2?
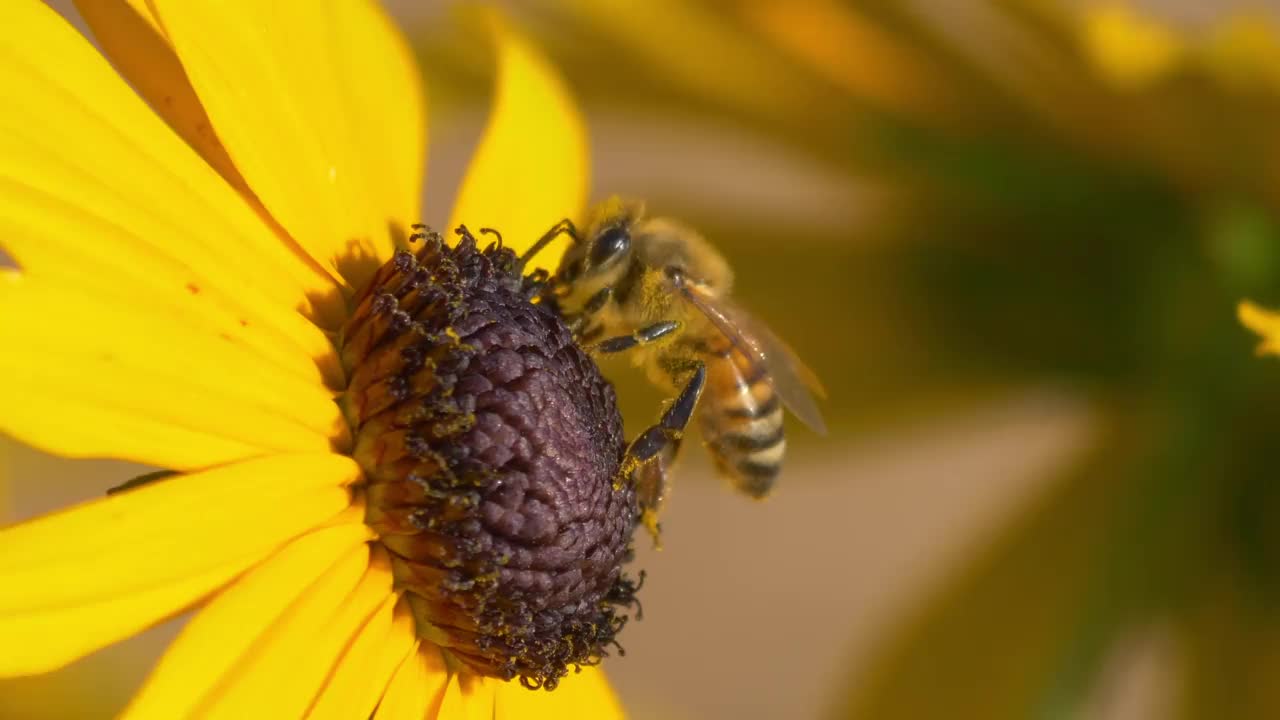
(697, 344, 786, 498)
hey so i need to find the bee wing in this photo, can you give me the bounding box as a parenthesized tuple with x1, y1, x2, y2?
(676, 281, 828, 436)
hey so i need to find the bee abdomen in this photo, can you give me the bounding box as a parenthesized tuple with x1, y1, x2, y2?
(710, 425, 784, 452)
(725, 393, 780, 419)
(731, 457, 782, 498)
(701, 383, 787, 498)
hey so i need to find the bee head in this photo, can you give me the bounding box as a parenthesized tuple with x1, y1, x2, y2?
(558, 196, 643, 287)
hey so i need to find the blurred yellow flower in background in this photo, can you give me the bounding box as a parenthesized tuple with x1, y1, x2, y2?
(1081, 4, 1184, 90)
(0, 1, 625, 717)
(1239, 301, 1280, 356)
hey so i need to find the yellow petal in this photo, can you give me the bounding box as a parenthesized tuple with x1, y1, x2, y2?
(494, 667, 625, 719)
(372, 645, 451, 720)
(198, 547, 393, 718)
(448, 12, 589, 272)
(1, 275, 348, 469)
(0, 400, 258, 475)
(438, 673, 498, 720)
(147, 0, 427, 288)
(0, 1, 343, 328)
(1239, 300, 1280, 355)
(0, 453, 360, 676)
(122, 511, 374, 719)
(73, 0, 247, 196)
(72, 0, 352, 310)
(304, 594, 418, 720)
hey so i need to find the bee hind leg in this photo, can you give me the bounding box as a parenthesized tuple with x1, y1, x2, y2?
(617, 362, 706, 545)
(631, 444, 678, 546)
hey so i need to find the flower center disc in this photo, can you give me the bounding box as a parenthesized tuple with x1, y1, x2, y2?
(339, 229, 641, 689)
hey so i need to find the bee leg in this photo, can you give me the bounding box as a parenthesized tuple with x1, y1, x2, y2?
(581, 286, 613, 315)
(632, 443, 678, 547)
(568, 286, 614, 338)
(521, 267, 551, 300)
(519, 218, 581, 267)
(619, 362, 706, 545)
(589, 320, 681, 354)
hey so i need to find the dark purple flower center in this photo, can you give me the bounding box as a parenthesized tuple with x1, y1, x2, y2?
(339, 228, 641, 690)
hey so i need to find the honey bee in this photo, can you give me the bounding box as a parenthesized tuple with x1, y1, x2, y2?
(523, 197, 827, 539)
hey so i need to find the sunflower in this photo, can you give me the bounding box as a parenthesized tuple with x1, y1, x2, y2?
(0, 1, 632, 717)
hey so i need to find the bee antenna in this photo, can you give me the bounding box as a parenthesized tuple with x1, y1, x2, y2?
(519, 218, 582, 270)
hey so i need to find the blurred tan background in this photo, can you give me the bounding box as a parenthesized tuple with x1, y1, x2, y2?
(10, 0, 1280, 718)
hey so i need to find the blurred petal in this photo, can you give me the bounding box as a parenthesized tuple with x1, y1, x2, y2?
(1081, 4, 1183, 90)
(1205, 13, 1280, 94)
(449, 12, 588, 271)
(147, 0, 427, 288)
(494, 666, 624, 719)
(558, 0, 817, 126)
(838, 425, 1138, 719)
(123, 512, 373, 719)
(198, 548, 393, 717)
(1239, 300, 1280, 355)
(1179, 578, 1280, 718)
(372, 646, 450, 720)
(0, 454, 360, 676)
(0, 275, 347, 470)
(0, 0, 343, 328)
(740, 0, 949, 117)
(304, 595, 418, 720)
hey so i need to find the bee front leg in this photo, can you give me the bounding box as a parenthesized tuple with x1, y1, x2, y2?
(618, 361, 706, 546)
(568, 286, 614, 340)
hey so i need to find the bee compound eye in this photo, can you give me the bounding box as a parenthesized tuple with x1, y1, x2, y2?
(589, 225, 630, 268)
